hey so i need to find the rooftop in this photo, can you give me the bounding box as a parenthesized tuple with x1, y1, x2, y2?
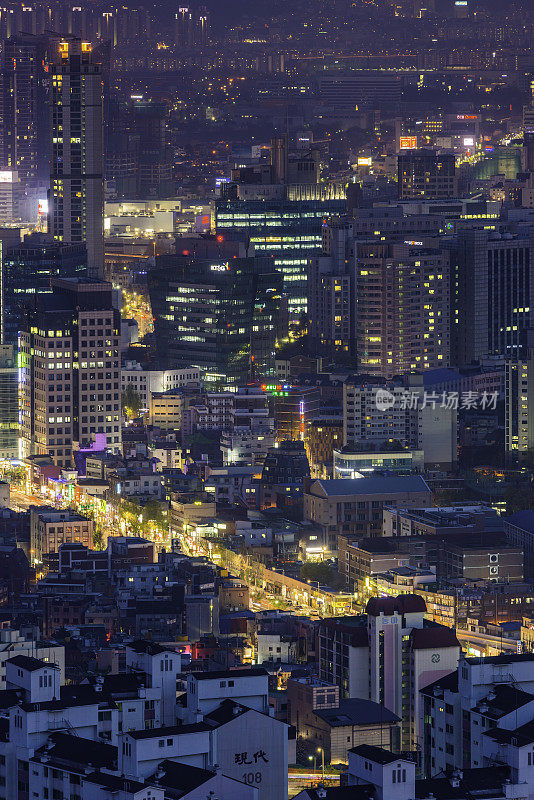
(473, 685, 534, 719)
(314, 698, 399, 728)
(484, 720, 534, 747)
(127, 640, 174, 657)
(7, 654, 60, 673)
(350, 744, 412, 765)
(190, 667, 268, 681)
(127, 723, 210, 740)
(309, 475, 430, 497)
(366, 595, 427, 617)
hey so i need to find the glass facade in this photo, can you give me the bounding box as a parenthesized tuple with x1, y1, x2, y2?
(149, 255, 283, 386)
(215, 198, 346, 317)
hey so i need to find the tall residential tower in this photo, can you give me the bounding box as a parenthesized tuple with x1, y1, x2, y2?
(49, 37, 104, 277)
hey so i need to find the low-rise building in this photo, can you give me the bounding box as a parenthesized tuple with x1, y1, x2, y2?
(304, 476, 432, 555)
(30, 507, 94, 564)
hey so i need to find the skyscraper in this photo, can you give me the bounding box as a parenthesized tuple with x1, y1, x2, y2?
(49, 37, 104, 278)
(456, 228, 534, 365)
(308, 216, 356, 363)
(397, 149, 457, 199)
(0, 344, 18, 460)
(19, 278, 121, 468)
(0, 33, 49, 221)
(148, 254, 284, 386)
(355, 240, 450, 377)
(215, 198, 346, 317)
(2, 234, 87, 346)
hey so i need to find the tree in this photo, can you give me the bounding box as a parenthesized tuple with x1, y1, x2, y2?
(143, 499, 168, 529)
(300, 561, 334, 587)
(505, 480, 534, 515)
(122, 384, 143, 418)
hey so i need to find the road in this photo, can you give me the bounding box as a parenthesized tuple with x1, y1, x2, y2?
(9, 487, 48, 511)
(456, 629, 518, 654)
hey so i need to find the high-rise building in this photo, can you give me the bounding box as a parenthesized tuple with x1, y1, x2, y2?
(174, 5, 209, 47)
(129, 99, 174, 199)
(505, 329, 534, 457)
(49, 37, 104, 278)
(215, 198, 346, 317)
(2, 233, 86, 346)
(318, 595, 460, 751)
(0, 33, 49, 182)
(19, 278, 121, 468)
(398, 150, 457, 199)
(523, 104, 534, 171)
(0, 344, 18, 460)
(343, 376, 458, 470)
(174, 6, 194, 46)
(308, 216, 356, 362)
(356, 240, 450, 377)
(457, 228, 534, 365)
(148, 254, 284, 386)
(0, 33, 49, 221)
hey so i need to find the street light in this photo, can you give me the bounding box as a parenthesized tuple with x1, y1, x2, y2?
(317, 747, 325, 780)
(308, 753, 316, 772)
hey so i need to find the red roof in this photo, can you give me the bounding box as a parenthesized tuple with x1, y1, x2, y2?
(410, 626, 460, 650)
(365, 595, 427, 617)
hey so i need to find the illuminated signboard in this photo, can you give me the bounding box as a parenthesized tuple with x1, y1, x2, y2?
(38, 198, 48, 214)
(463, 136, 474, 146)
(261, 383, 291, 396)
(357, 157, 372, 166)
(456, 114, 477, 120)
(404, 240, 424, 246)
(399, 136, 417, 149)
(0, 171, 14, 183)
(210, 263, 229, 272)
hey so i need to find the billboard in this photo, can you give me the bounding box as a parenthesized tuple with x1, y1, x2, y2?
(194, 213, 211, 233)
(399, 136, 417, 149)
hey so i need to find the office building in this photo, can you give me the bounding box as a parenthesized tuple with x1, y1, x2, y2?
(215, 198, 346, 317)
(0, 344, 18, 460)
(523, 104, 534, 171)
(308, 216, 356, 362)
(19, 278, 121, 468)
(49, 37, 104, 277)
(398, 150, 457, 199)
(343, 376, 458, 470)
(318, 74, 402, 110)
(271, 384, 321, 443)
(128, 99, 174, 199)
(397, 150, 458, 200)
(121, 363, 200, 411)
(318, 595, 460, 751)
(0, 33, 49, 221)
(148, 254, 283, 386)
(505, 329, 534, 456)
(458, 228, 534, 364)
(2, 234, 86, 346)
(303, 475, 432, 553)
